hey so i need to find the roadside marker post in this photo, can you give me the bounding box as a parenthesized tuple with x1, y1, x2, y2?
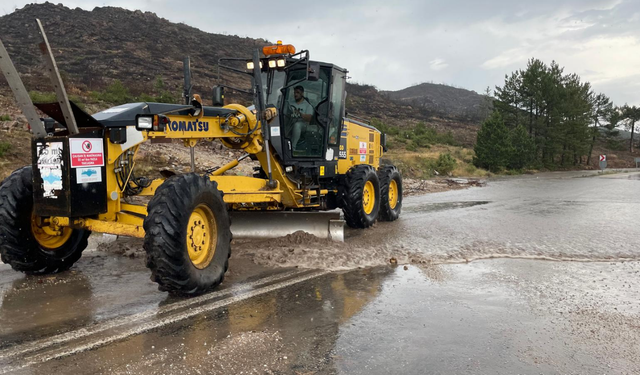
(599, 155, 607, 171)
(635, 157, 640, 169)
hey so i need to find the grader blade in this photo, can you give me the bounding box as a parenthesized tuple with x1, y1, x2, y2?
(229, 211, 345, 242)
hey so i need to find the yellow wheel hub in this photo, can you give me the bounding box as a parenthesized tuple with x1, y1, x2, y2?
(389, 179, 399, 210)
(31, 214, 72, 249)
(362, 180, 375, 215)
(186, 204, 217, 269)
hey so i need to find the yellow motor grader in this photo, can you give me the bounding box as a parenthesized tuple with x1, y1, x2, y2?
(0, 20, 402, 295)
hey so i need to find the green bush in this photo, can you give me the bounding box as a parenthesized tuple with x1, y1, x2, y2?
(402, 123, 457, 148)
(436, 153, 457, 175)
(29, 91, 57, 103)
(0, 115, 11, 121)
(92, 80, 133, 105)
(465, 164, 478, 175)
(371, 118, 400, 136)
(0, 142, 11, 158)
(420, 158, 438, 178)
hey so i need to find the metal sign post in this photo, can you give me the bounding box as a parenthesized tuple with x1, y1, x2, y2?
(599, 154, 607, 171)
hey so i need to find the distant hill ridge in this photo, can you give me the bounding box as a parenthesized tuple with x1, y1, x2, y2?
(382, 83, 491, 121)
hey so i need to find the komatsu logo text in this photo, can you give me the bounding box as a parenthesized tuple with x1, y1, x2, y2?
(169, 121, 209, 132)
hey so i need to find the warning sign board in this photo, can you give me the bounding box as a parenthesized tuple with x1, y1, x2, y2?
(599, 155, 606, 162)
(359, 142, 367, 154)
(70, 138, 104, 168)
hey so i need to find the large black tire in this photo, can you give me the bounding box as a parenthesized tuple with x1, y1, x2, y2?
(341, 165, 380, 229)
(143, 173, 231, 296)
(378, 165, 403, 221)
(0, 166, 90, 275)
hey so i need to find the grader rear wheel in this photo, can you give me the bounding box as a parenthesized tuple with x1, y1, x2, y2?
(0, 166, 89, 275)
(378, 165, 403, 221)
(143, 173, 231, 295)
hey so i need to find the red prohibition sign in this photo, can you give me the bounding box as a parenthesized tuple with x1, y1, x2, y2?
(82, 140, 92, 152)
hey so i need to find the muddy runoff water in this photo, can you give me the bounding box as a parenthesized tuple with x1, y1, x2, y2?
(96, 172, 640, 272)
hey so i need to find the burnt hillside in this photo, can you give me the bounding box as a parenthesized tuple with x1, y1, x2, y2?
(383, 83, 491, 121)
(0, 2, 266, 95)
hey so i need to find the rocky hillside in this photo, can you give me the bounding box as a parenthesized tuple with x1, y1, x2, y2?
(346, 83, 480, 145)
(0, 2, 265, 96)
(382, 83, 491, 121)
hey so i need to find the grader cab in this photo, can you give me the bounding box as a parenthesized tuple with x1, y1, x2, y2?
(0, 20, 403, 295)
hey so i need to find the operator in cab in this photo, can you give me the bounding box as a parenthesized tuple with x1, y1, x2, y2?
(290, 85, 313, 151)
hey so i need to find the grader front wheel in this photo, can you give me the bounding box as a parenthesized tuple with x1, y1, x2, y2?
(341, 165, 380, 229)
(0, 166, 89, 275)
(143, 173, 231, 296)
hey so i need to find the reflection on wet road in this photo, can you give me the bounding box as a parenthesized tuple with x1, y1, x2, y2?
(0, 171, 639, 374)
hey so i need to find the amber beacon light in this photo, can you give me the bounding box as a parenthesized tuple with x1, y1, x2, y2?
(263, 40, 296, 56)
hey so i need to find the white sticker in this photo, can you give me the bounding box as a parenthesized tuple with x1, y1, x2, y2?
(76, 167, 102, 184)
(119, 126, 145, 151)
(37, 142, 64, 199)
(325, 148, 334, 161)
(360, 154, 367, 162)
(270, 126, 281, 137)
(70, 138, 104, 168)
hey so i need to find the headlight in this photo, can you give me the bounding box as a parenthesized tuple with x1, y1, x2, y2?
(137, 116, 152, 130)
(276, 58, 285, 68)
(246, 61, 263, 70)
(268, 60, 277, 68)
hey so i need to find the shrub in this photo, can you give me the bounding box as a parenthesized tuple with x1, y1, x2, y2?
(371, 118, 399, 136)
(0, 142, 11, 158)
(29, 91, 57, 103)
(436, 153, 457, 175)
(93, 80, 133, 105)
(0, 115, 11, 121)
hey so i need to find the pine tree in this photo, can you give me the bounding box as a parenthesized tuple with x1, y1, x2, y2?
(473, 111, 511, 172)
(587, 93, 612, 165)
(509, 125, 536, 169)
(622, 105, 640, 152)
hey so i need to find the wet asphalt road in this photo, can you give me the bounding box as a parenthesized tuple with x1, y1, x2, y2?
(1, 170, 640, 374)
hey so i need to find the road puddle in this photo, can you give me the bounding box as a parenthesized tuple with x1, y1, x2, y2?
(403, 201, 490, 213)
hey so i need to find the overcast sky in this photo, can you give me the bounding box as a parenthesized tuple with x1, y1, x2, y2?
(3, 0, 639, 105)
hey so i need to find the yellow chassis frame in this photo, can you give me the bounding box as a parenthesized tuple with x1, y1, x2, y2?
(42, 105, 330, 239)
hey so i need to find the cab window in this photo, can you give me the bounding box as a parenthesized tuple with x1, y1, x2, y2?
(328, 71, 345, 145)
(281, 67, 331, 158)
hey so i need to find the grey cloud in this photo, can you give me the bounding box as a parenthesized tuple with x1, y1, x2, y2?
(4, 0, 639, 105)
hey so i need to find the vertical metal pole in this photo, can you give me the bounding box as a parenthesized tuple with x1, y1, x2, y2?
(35, 19, 79, 135)
(183, 56, 191, 105)
(0, 38, 47, 137)
(251, 50, 276, 188)
(190, 147, 195, 172)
